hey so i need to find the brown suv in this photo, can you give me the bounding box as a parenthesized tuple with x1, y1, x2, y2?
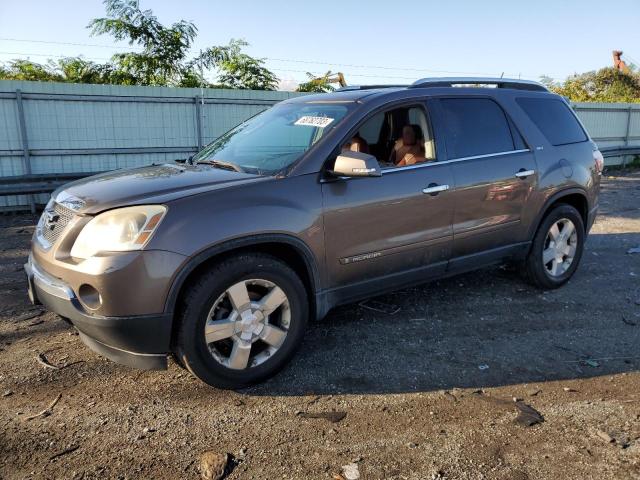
(25, 78, 603, 388)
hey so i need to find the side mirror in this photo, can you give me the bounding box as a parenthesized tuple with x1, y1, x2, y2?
(330, 151, 382, 178)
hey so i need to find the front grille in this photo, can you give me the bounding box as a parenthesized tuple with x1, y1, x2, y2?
(40, 202, 76, 245)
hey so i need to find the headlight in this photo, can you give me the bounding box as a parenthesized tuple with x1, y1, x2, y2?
(70, 205, 166, 259)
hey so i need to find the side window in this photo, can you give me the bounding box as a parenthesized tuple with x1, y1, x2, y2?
(341, 104, 436, 169)
(357, 112, 385, 145)
(508, 117, 527, 150)
(439, 98, 516, 159)
(516, 97, 587, 146)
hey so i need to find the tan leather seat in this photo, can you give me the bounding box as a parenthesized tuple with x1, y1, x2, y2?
(342, 135, 369, 154)
(391, 125, 426, 166)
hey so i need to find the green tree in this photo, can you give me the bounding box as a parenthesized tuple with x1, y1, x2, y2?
(296, 71, 338, 93)
(0, 0, 278, 90)
(0, 59, 64, 82)
(539, 75, 559, 89)
(0, 57, 114, 84)
(58, 57, 114, 84)
(549, 68, 640, 103)
(88, 0, 277, 89)
(215, 39, 278, 90)
(88, 0, 199, 85)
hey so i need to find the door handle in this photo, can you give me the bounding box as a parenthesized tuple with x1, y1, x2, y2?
(422, 184, 449, 195)
(515, 169, 535, 178)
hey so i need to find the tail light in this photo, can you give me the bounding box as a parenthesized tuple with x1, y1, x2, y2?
(593, 146, 604, 174)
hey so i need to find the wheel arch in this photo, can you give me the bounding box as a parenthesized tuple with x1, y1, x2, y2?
(529, 188, 589, 240)
(164, 235, 321, 325)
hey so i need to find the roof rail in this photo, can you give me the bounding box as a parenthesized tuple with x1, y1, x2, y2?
(336, 84, 408, 91)
(409, 77, 548, 92)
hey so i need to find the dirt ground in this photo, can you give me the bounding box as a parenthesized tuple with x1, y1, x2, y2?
(1, 170, 639, 480)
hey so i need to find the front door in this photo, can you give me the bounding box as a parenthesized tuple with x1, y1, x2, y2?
(321, 102, 454, 302)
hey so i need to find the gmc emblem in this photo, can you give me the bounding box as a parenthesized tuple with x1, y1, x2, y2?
(43, 210, 60, 231)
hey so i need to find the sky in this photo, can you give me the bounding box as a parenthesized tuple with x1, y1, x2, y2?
(1, 0, 639, 90)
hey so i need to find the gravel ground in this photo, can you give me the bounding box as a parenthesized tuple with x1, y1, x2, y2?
(0, 170, 639, 480)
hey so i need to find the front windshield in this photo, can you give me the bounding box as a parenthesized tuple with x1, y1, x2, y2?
(193, 102, 350, 175)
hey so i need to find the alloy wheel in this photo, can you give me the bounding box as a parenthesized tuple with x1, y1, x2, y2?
(204, 279, 291, 370)
(542, 218, 578, 277)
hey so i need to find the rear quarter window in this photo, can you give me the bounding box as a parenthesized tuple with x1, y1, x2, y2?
(516, 97, 587, 146)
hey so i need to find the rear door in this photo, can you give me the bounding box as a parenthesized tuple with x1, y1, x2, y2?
(433, 97, 538, 261)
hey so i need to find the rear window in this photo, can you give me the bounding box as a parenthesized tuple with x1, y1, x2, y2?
(439, 98, 516, 159)
(517, 97, 587, 146)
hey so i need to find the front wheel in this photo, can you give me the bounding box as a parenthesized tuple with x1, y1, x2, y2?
(175, 253, 308, 389)
(524, 204, 585, 289)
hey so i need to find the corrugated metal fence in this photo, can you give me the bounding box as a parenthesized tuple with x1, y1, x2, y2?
(0, 80, 303, 209)
(1, 80, 639, 210)
(572, 102, 640, 162)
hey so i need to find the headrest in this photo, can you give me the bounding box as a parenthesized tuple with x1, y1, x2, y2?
(348, 136, 369, 154)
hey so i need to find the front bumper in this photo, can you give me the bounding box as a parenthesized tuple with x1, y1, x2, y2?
(25, 256, 171, 370)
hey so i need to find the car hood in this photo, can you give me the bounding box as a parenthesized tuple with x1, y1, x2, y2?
(52, 163, 269, 214)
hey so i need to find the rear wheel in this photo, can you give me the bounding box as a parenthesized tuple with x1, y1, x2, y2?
(524, 204, 585, 289)
(175, 254, 308, 389)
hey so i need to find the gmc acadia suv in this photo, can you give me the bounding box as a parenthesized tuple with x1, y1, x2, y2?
(25, 78, 603, 388)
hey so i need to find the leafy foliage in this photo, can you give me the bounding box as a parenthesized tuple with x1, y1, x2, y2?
(539, 75, 559, 89)
(0, 58, 113, 84)
(0, 0, 278, 90)
(215, 40, 278, 90)
(296, 71, 337, 93)
(58, 58, 115, 84)
(546, 68, 640, 103)
(87, 0, 197, 85)
(0, 60, 63, 82)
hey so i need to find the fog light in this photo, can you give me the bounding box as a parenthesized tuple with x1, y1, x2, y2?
(78, 284, 102, 310)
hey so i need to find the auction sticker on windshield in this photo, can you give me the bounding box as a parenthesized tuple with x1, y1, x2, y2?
(294, 116, 334, 128)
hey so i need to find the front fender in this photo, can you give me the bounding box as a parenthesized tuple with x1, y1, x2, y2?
(148, 174, 325, 316)
(162, 233, 322, 316)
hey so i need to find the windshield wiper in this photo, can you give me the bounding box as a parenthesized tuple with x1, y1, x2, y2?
(196, 159, 244, 172)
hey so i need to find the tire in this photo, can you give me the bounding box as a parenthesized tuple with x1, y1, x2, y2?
(175, 253, 308, 389)
(524, 204, 585, 289)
